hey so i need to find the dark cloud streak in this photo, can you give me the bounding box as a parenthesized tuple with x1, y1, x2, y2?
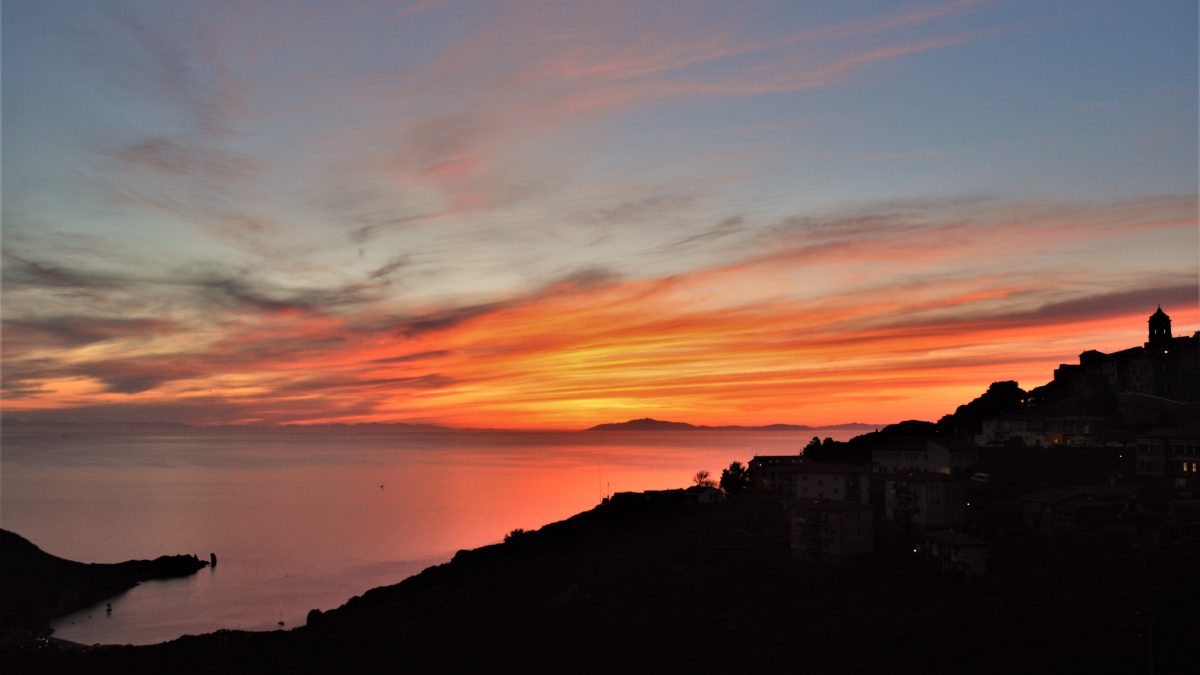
(368, 255, 412, 281)
(655, 215, 744, 252)
(820, 283, 1200, 347)
(1, 252, 119, 290)
(370, 349, 452, 364)
(2, 316, 176, 348)
(387, 265, 620, 338)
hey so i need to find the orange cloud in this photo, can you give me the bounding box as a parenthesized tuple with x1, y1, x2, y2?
(4, 196, 1195, 428)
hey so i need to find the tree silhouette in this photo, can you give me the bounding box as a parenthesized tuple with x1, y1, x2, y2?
(693, 470, 717, 488)
(719, 461, 749, 495)
(802, 436, 822, 455)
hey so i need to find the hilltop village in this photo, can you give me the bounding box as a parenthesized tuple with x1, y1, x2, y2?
(6, 307, 1198, 675)
(614, 306, 1200, 571)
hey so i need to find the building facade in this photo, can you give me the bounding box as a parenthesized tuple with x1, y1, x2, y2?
(919, 530, 989, 578)
(791, 499, 874, 563)
(749, 456, 870, 504)
(883, 472, 966, 527)
(870, 438, 978, 475)
(1136, 430, 1200, 496)
(976, 415, 1107, 447)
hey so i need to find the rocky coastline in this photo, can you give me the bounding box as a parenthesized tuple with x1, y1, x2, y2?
(0, 529, 208, 648)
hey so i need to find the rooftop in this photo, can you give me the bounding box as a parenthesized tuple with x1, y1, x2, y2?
(757, 461, 867, 474)
(1019, 485, 1130, 505)
(870, 437, 978, 453)
(792, 499, 872, 513)
(922, 530, 987, 547)
(884, 471, 957, 484)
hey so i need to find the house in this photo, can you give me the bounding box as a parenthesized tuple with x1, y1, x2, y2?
(883, 472, 966, 527)
(684, 485, 723, 504)
(1168, 500, 1200, 540)
(607, 488, 719, 507)
(1018, 486, 1132, 530)
(748, 456, 869, 504)
(870, 437, 978, 475)
(790, 499, 873, 563)
(790, 463, 870, 505)
(977, 415, 1108, 447)
(976, 415, 1049, 447)
(1135, 429, 1200, 495)
(919, 530, 989, 578)
(747, 455, 806, 493)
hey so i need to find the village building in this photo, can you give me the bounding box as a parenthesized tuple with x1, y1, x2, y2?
(606, 487, 722, 507)
(1051, 307, 1200, 407)
(1018, 486, 1132, 531)
(748, 456, 869, 504)
(975, 415, 1108, 447)
(1136, 429, 1200, 496)
(919, 530, 989, 578)
(790, 499, 874, 563)
(883, 472, 966, 527)
(869, 437, 978, 475)
(1168, 500, 1200, 540)
(747, 455, 807, 493)
(684, 485, 724, 503)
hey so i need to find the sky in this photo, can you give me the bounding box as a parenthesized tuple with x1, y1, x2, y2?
(2, 0, 1197, 429)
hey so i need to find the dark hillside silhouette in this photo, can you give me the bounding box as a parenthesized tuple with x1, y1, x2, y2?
(0, 530, 207, 643)
(10, 500, 1196, 674)
(802, 420, 940, 464)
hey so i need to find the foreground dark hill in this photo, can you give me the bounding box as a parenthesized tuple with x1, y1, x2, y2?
(12, 499, 1195, 675)
(0, 530, 207, 644)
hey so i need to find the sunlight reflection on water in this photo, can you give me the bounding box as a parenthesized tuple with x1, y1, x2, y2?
(1, 428, 862, 644)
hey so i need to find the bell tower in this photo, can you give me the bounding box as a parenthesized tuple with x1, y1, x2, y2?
(1147, 306, 1172, 350)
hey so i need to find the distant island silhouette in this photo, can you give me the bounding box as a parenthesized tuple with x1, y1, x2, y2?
(587, 417, 879, 432)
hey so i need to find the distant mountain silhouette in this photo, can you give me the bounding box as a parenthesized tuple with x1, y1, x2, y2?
(587, 418, 877, 432)
(587, 418, 699, 431)
(271, 422, 452, 434)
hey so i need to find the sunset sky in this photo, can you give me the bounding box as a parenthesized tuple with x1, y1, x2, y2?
(2, 0, 1197, 429)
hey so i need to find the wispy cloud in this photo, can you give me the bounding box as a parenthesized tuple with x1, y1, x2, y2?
(4, 193, 1194, 427)
(1, 252, 118, 291)
(2, 316, 177, 350)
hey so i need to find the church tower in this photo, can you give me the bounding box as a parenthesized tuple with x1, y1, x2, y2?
(1147, 306, 1172, 350)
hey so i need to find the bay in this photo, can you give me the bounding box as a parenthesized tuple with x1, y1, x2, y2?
(0, 427, 864, 645)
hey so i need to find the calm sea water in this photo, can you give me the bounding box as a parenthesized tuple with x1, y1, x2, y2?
(0, 428, 861, 645)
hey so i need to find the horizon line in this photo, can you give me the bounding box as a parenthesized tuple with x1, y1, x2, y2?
(0, 417, 890, 434)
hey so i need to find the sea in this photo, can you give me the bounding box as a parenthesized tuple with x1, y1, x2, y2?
(0, 427, 866, 645)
